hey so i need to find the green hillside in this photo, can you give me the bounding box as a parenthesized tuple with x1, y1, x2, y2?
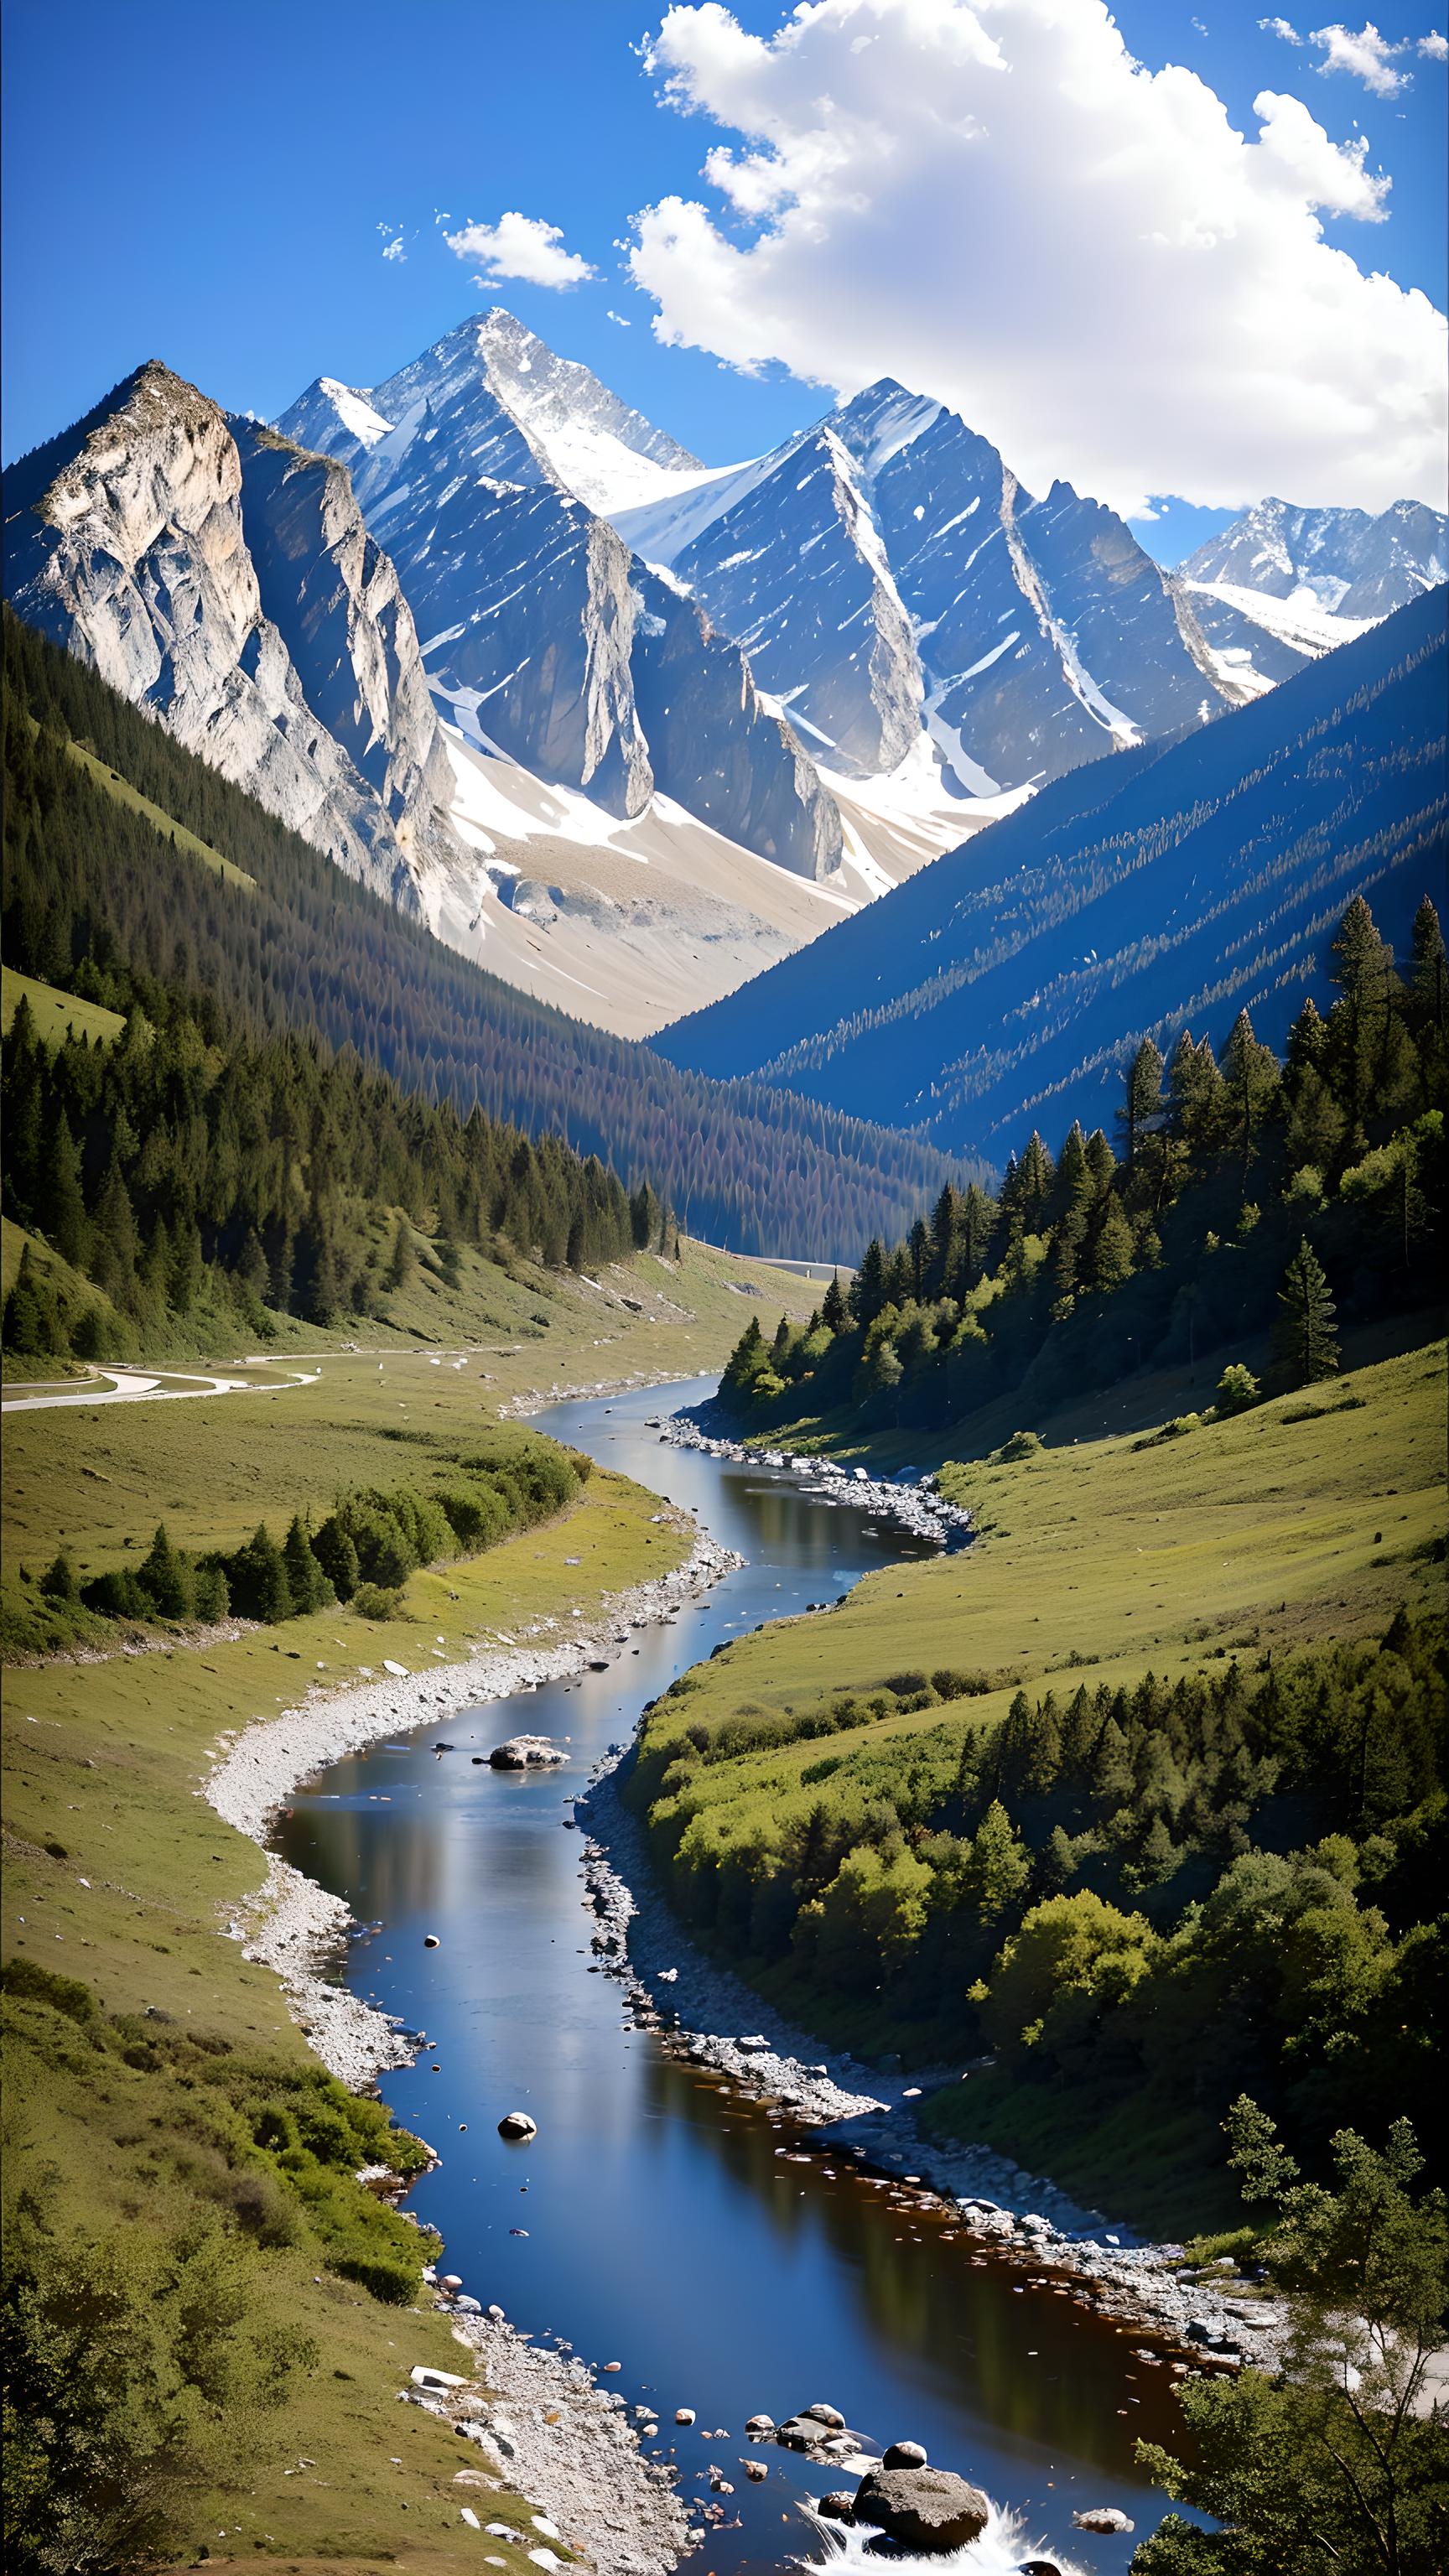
(3, 1460, 691, 2572)
(714, 886, 1447, 1457)
(626, 1338, 1446, 2231)
(2, 964, 126, 1048)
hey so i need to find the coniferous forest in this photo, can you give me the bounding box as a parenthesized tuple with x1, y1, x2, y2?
(718, 887, 1447, 1431)
(0, 611, 972, 1265)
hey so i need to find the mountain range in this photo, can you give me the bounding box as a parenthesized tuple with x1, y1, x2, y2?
(4, 309, 1444, 1052)
(654, 584, 1448, 1163)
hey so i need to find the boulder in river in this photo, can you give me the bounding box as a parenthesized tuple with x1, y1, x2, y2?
(818, 2491, 855, 2523)
(1073, 2506, 1135, 2533)
(882, 2439, 928, 2470)
(675, 2407, 696, 2425)
(851, 2464, 990, 2550)
(745, 2414, 775, 2437)
(497, 2111, 538, 2141)
(801, 2402, 846, 2429)
(423, 1934, 440, 1948)
(489, 1734, 567, 1768)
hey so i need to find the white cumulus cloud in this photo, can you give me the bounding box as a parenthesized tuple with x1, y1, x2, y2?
(629, 0, 1446, 513)
(444, 211, 598, 289)
(1264, 16, 1446, 89)
(1309, 21, 1409, 93)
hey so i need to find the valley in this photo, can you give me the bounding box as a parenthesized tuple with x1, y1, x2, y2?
(4, 28, 1446, 2571)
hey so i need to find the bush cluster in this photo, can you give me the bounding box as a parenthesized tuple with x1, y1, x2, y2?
(18, 1434, 582, 1654)
(1, 1957, 436, 2571)
(632, 1607, 1445, 2174)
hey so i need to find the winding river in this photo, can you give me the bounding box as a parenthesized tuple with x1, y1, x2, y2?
(278, 1379, 1187, 2573)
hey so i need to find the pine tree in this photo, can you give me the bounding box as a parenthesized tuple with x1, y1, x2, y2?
(3, 1246, 49, 1354)
(1327, 891, 1394, 1144)
(821, 1270, 848, 1332)
(1088, 1194, 1136, 1293)
(1118, 1038, 1166, 1167)
(722, 1314, 768, 1395)
(38, 1112, 88, 1269)
(382, 1218, 414, 1295)
(849, 1238, 889, 1328)
(1273, 1239, 1340, 1387)
(1410, 896, 1446, 1035)
(956, 1183, 997, 1288)
(39, 1553, 80, 1604)
(1168, 1033, 1228, 1159)
(89, 1161, 140, 1304)
(1222, 1010, 1280, 1184)
(313, 1518, 360, 1602)
(1052, 1121, 1092, 1218)
(137, 1524, 194, 1621)
(282, 1515, 329, 1614)
(1084, 1130, 1118, 1198)
(230, 1522, 293, 1623)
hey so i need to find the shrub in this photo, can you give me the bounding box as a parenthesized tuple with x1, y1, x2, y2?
(1214, 1362, 1260, 1416)
(995, 1428, 1043, 1462)
(352, 1582, 402, 1621)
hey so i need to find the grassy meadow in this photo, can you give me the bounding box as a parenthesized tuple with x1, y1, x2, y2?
(625, 1337, 1445, 2228)
(1, 1225, 812, 2568)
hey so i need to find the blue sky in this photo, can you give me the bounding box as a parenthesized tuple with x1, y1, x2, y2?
(3, 0, 1444, 562)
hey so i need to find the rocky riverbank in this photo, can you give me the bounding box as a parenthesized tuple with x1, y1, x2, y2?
(402, 2311, 691, 2576)
(200, 1521, 741, 2575)
(661, 1413, 973, 1549)
(205, 1524, 740, 2090)
(500, 1366, 704, 1420)
(577, 1757, 1285, 2380)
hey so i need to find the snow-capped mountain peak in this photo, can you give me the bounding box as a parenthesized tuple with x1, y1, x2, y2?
(1179, 493, 1446, 618)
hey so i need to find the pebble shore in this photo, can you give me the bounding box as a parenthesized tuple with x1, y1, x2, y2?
(201, 1521, 740, 2576)
(205, 1525, 740, 2088)
(662, 1413, 974, 1549)
(403, 2314, 691, 2576)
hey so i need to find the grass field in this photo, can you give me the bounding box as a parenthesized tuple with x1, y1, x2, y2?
(1, 963, 127, 1048)
(626, 1337, 1445, 2224)
(641, 1340, 1444, 1768)
(3, 1462, 690, 2570)
(64, 731, 258, 886)
(1, 1233, 815, 1585)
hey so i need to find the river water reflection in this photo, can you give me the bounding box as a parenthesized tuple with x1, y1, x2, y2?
(278, 1378, 1185, 2571)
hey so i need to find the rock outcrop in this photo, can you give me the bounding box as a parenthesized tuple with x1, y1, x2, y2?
(3, 362, 463, 913)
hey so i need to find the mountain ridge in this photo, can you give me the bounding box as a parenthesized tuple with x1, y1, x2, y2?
(652, 584, 1449, 1161)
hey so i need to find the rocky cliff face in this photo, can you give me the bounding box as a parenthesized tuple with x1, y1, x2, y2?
(664, 418, 925, 778)
(2, 363, 465, 913)
(279, 315, 839, 880)
(631, 568, 842, 878)
(233, 419, 462, 878)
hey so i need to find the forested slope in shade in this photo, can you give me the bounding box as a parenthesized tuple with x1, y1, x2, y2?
(0, 612, 974, 1260)
(657, 586, 1448, 1162)
(715, 886, 1448, 1444)
(0, 969, 642, 1367)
